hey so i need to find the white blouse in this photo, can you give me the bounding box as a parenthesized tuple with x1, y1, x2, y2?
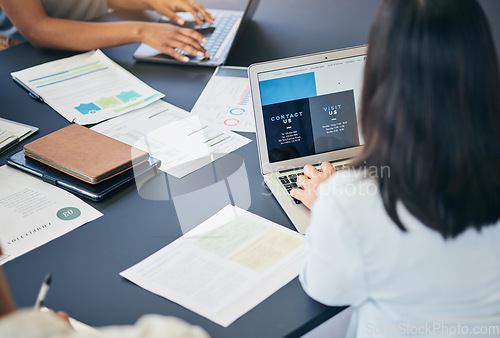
(0, 309, 209, 338)
(300, 171, 500, 338)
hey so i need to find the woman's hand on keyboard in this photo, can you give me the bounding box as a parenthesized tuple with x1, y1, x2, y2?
(144, 0, 214, 26)
(291, 162, 335, 209)
(139, 22, 210, 61)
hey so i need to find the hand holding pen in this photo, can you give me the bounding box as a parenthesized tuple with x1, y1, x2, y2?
(34, 273, 71, 326)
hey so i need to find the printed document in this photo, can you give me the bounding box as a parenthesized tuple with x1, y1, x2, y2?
(92, 100, 251, 178)
(120, 205, 303, 327)
(10, 50, 164, 125)
(190, 66, 255, 133)
(0, 165, 102, 265)
(0, 117, 38, 154)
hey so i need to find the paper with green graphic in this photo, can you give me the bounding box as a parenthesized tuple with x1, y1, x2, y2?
(120, 205, 304, 327)
(11, 50, 164, 125)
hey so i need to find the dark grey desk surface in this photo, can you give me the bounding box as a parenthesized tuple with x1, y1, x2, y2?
(1, 0, 499, 337)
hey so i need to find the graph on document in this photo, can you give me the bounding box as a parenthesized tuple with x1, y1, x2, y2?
(191, 67, 255, 133)
(27, 59, 161, 116)
(74, 90, 160, 115)
(11, 50, 164, 125)
(225, 85, 252, 127)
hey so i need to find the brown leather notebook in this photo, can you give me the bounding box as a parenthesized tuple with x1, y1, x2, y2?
(23, 124, 149, 184)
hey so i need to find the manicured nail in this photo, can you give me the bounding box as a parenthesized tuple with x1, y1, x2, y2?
(177, 18, 185, 25)
(183, 56, 189, 62)
(202, 38, 208, 44)
(197, 51, 204, 57)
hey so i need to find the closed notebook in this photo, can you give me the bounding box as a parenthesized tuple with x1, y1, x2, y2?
(7, 150, 161, 201)
(23, 124, 149, 184)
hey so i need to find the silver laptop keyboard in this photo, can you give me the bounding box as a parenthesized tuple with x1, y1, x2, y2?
(278, 163, 349, 204)
(176, 12, 240, 57)
(204, 13, 239, 56)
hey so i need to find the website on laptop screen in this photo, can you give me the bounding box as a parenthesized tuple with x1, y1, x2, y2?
(257, 55, 366, 163)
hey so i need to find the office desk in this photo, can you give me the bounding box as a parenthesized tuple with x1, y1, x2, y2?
(1, 0, 499, 337)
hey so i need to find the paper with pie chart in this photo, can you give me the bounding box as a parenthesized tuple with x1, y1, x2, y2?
(10, 50, 164, 125)
(191, 66, 255, 133)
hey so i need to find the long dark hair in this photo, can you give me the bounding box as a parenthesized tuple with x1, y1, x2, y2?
(354, 0, 500, 238)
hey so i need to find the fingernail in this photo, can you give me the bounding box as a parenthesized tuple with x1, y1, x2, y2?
(182, 56, 189, 62)
(202, 38, 208, 44)
(197, 51, 204, 57)
(177, 19, 185, 25)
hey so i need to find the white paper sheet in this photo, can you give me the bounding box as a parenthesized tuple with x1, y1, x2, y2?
(0, 118, 38, 154)
(0, 121, 30, 144)
(0, 166, 103, 265)
(10, 50, 164, 125)
(120, 205, 303, 327)
(91, 100, 251, 178)
(190, 66, 255, 133)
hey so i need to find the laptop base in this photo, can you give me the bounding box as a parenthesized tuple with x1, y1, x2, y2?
(264, 173, 310, 234)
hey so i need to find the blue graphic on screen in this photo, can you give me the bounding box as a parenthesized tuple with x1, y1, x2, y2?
(309, 90, 359, 154)
(263, 99, 314, 162)
(259, 73, 317, 106)
(260, 73, 360, 163)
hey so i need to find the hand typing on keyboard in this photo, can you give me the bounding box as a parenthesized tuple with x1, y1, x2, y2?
(290, 162, 336, 209)
(0, 0, 214, 61)
(141, 0, 214, 61)
(146, 0, 214, 26)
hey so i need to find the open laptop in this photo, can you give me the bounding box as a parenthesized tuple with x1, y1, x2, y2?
(248, 45, 368, 233)
(133, 0, 259, 66)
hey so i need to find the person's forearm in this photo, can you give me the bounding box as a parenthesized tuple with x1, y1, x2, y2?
(21, 18, 147, 50)
(0, 0, 151, 51)
(0, 269, 16, 318)
(107, 0, 149, 11)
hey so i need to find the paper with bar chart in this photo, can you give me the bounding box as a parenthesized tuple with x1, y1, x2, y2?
(191, 66, 255, 133)
(11, 50, 164, 125)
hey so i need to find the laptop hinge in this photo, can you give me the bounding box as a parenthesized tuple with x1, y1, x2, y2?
(277, 159, 352, 174)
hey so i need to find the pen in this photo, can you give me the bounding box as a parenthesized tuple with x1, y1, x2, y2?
(34, 273, 52, 311)
(28, 91, 44, 102)
(12, 77, 44, 102)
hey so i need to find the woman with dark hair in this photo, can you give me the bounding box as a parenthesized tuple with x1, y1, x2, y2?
(291, 0, 500, 336)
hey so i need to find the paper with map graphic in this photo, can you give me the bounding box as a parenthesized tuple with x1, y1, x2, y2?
(11, 50, 164, 125)
(120, 205, 303, 327)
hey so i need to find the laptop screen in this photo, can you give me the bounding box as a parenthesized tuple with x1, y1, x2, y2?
(256, 54, 366, 164)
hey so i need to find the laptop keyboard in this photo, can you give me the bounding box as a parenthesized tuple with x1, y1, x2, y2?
(203, 13, 239, 56)
(278, 163, 348, 204)
(176, 12, 240, 58)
